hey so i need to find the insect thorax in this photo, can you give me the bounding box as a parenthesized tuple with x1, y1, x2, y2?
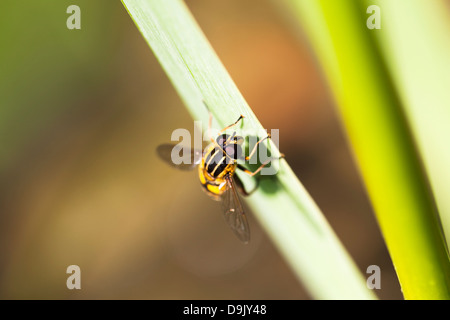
(204, 142, 241, 178)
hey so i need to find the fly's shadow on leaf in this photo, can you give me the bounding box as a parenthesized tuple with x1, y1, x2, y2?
(238, 135, 283, 195)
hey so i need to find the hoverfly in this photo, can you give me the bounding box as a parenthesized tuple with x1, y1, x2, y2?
(157, 105, 282, 243)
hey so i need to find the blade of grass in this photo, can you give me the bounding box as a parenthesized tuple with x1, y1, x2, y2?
(372, 0, 450, 255)
(283, 0, 450, 299)
(121, 0, 376, 299)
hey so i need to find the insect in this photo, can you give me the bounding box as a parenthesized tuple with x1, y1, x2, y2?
(157, 106, 282, 243)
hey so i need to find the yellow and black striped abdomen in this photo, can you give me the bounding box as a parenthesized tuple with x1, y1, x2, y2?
(199, 144, 237, 198)
(204, 145, 229, 178)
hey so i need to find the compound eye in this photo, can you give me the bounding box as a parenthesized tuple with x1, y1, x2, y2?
(225, 145, 235, 157)
(216, 135, 227, 146)
(226, 145, 242, 160)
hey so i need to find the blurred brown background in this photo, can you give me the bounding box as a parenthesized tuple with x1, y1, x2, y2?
(0, 0, 401, 299)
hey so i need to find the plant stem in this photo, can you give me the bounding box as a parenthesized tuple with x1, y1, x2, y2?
(284, 0, 450, 299)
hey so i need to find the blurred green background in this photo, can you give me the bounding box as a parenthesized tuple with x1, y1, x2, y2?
(0, 0, 405, 299)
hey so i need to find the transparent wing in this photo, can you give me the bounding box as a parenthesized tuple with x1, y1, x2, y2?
(156, 143, 203, 171)
(221, 174, 251, 243)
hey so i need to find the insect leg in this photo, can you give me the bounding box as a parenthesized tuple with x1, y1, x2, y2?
(238, 154, 285, 177)
(245, 134, 271, 161)
(208, 111, 215, 143)
(203, 101, 243, 141)
(219, 114, 245, 134)
(203, 100, 216, 144)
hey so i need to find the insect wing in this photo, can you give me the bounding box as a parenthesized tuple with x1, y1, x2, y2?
(221, 175, 250, 243)
(156, 143, 202, 170)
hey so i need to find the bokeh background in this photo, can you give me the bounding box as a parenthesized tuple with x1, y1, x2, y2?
(0, 0, 404, 299)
